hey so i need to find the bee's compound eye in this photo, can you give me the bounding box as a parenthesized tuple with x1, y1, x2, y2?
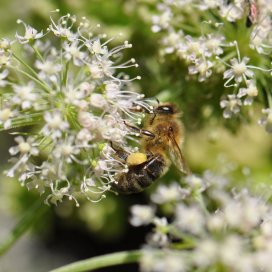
(126, 152, 147, 166)
(157, 105, 174, 114)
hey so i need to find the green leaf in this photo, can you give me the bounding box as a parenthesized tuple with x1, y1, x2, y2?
(0, 199, 48, 256)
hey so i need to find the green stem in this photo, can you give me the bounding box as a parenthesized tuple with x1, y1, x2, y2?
(195, 192, 209, 216)
(219, 50, 237, 63)
(31, 45, 44, 62)
(0, 199, 48, 256)
(11, 66, 51, 93)
(0, 112, 44, 131)
(266, 87, 272, 109)
(62, 61, 69, 88)
(169, 226, 196, 245)
(49, 250, 143, 272)
(12, 53, 41, 78)
(12, 54, 51, 93)
(170, 242, 195, 250)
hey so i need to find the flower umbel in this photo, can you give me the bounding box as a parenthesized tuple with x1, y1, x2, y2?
(1, 12, 145, 206)
(132, 172, 272, 272)
(149, 0, 272, 130)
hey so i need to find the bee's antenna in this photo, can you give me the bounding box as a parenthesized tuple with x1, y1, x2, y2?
(149, 111, 157, 125)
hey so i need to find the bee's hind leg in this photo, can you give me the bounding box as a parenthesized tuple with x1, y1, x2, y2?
(109, 141, 129, 161)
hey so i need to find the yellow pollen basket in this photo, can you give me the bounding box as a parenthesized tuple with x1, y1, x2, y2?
(126, 152, 147, 166)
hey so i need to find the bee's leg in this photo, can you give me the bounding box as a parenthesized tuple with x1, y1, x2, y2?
(143, 154, 165, 179)
(124, 121, 155, 138)
(110, 141, 129, 161)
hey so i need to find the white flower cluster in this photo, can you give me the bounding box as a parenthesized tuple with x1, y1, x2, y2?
(0, 11, 146, 206)
(151, 0, 272, 131)
(130, 171, 272, 272)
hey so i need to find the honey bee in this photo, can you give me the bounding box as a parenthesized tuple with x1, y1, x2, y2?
(111, 102, 190, 194)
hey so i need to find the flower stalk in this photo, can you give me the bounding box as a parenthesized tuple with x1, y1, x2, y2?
(49, 250, 144, 272)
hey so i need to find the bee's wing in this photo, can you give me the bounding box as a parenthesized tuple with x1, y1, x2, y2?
(167, 130, 190, 175)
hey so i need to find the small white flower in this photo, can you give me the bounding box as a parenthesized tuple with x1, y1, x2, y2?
(238, 80, 258, 105)
(88, 61, 104, 79)
(16, 19, 44, 44)
(39, 161, 60, 181)
(188, 58, 213, 82)
(223, 56, 254, 85)
(185, 174, 207, 192)
(76, 128, 94, 146)
(46, 181, 79, 207)
(63, 40, 86, 66)
(9, 136, 39, 156)
(78, 111, 99, 130)
(175, 204, 205, 235)
(151, 183, 187, 204)
(198, 0, 220, 10)
(94, 159, 112, 176)
(180, 35, 204, 61)
(204, 34, 225, 57)
(0, 38, 11, 50)
(89, 39, 107, 55)
(0, 69, 9, 87)
(223, 190, 266, 232)
(207, 213, 225, 232)
(220, 95, 242, 118)
(35, 58, 62, 84)
(130, 205, 155, 227)
(249, 16, 272, 54)
(41, 110, 69, 139)
(12, 82, 38, 109)
(53, 136, 80, 163)
(147, 217, 169, 247)
(104, 81, 120, 99)
(99, 114, 128, 142)
(79, 81, 95, 97)
(258, 108, 272, 133)
(152, 252, 187, 272)
(254, 251, 272, 272)
(151, 7, 172, 33)
(220, 3, 244, 22)
(49, 13, 76, 41)
(0, 107, 14, 129)
(219, 235, 244, 267)
(63, 82, 86, 107)
(90, 93, 108, 108)
(0, 50, 11, 67)
(26, 176, 48, 195)
(260, 220, 272, 237)
(140, 250, 160, 272)
(161, 31, 183, 54)
(194, 239, 219, 267)
(7, 136, 39, 178)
